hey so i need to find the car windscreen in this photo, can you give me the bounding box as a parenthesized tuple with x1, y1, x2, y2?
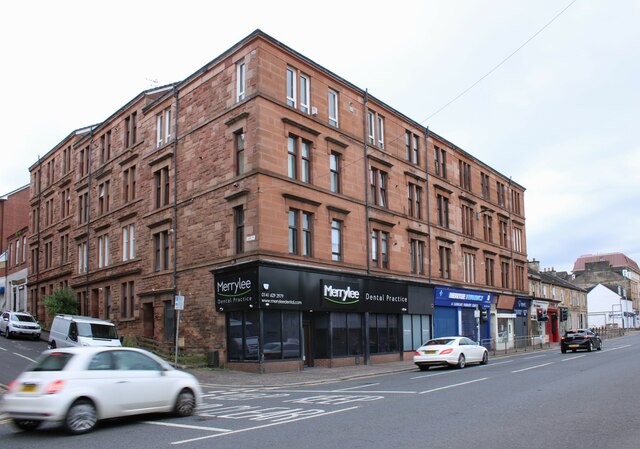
(77, 322, 118, 339)
(15, 314, 37, 323)
(30, 352, 74, 371)
(425, 338, 455, 346)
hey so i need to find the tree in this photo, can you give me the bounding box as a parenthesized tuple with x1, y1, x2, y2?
(43, 288, 78, 325)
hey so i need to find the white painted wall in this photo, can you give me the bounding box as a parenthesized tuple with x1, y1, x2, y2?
(587, 284, 634, 328)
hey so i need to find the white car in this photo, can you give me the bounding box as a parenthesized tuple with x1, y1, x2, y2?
(0, 311, 41, 340)
(0, 347, 202, 434)
(413, 336, 488, 371)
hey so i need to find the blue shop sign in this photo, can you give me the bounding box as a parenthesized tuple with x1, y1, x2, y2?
(434, 287, 493, 309)
(514, 298, 531, 317)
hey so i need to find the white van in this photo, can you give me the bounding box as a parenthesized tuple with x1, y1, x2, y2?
(49, 315, 121, 348)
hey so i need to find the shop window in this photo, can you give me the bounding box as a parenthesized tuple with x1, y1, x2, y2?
(263, 310, 301, 360)
(227, 310, 259, 361)
(331, 312, 362, 357)
(369, 313, 399, 354)
(403, 315, 431, 351)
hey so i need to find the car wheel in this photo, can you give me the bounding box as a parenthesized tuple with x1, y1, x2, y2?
(481, 351, 488, 365)
(174, 389, 196, 417)
(597, 340, 602, 351)
(64, 399, 97, 434)
(588, 341, 593, 352)
(561, 348, 567, 354)
(418, 365, 429, 371)
(457, 354, 466, 369)
(48, 340, 56, 349)
(12, 419, 42, 431)
(4, 328, 11, 339)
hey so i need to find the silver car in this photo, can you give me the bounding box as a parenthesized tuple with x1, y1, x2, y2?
(0, 311, 41, 340)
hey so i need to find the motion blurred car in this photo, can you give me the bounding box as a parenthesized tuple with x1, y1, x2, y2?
(414, 336, 489, 371)
(0, 347, 202, 434)
(560, 329, 602, 353)
(0, 311, 41, 340)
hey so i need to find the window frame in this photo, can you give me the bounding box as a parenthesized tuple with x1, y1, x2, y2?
(328, 89, 339, 127)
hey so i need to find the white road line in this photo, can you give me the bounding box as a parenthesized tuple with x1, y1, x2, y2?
(511, 362, 553, 373)
(13, 353, 36, 363)
(488, 360, 514, 366)
(601, 345, 631, 352)
(0, 347, 7, 352)
(419, 377, 487, 395)
(334, 383, 380, 391)
(144, 421, 232, 433)
(170, 406, 359, 445)
(410, 367, 474, 380)
(523, 354, 547, 360)
(562, 354, 586, 362)
(266, 388, 416, 394)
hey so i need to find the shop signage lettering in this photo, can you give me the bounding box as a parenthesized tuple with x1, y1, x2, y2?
(323, 284, 361, 305)
(217, 278, 252, 296)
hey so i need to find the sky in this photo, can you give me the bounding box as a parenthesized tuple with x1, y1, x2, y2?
(1, 0, 638, 273)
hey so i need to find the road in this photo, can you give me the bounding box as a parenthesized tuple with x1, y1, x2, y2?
(1, 333, 639, 449)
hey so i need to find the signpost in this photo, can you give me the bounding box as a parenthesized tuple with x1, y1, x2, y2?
(174, 294, 185, 366)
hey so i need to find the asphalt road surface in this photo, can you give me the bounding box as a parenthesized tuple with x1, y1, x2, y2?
(1, 333, 639, 449)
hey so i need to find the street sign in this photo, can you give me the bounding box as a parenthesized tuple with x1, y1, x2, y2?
(175, 295, 185, 310)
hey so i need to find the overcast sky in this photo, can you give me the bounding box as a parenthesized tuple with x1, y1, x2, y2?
(1, 0, 638, 272)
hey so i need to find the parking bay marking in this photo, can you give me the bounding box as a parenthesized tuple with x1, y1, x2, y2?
(170, 406, 358, 445)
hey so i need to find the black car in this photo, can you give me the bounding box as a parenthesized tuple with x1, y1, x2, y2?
(560, 329, 602, 353)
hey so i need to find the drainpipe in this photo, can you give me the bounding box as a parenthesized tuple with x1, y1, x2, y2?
(424, 127, 432, 284)
(85, 129, 94, 314)
(36, 157, 42, 318)
(172, 86, 179, 320)
(363, 90, 371, 365)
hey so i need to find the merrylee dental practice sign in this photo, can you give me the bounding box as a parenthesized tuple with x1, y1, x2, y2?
(215, 265, 418, 313)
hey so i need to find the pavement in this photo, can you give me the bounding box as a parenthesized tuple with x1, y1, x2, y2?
(189, 359, 419, 388)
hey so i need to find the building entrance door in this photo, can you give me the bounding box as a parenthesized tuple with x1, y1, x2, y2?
(303, 316, 312, 367)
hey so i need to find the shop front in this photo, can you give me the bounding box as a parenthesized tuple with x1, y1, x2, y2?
(514, 297, 531, 342)
(214, 262, 434, 373)
(433, 287, 493, 344)
(495, 295, 516, 350)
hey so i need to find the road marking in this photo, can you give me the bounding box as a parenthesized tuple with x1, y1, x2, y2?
(269, 388, 416, 394)
(143, 421, 232, 433)
(488, 360, 514, 366)
(419, 377, 487, 395)
(511, 363, 553, 373)
(562, 354, 586, 362)
(601, 345, 631, 352)
(410, 367, 474, 379)
(0, 347, 7, 351)
(285, 394, 384, 405)
(523, 354, 547, 360)
(334, 383, 380, 391)
(170, 406, 358, 445)
(13, 352, 36, 363)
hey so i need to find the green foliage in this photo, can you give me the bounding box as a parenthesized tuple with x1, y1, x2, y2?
(43, 288, 78, 320)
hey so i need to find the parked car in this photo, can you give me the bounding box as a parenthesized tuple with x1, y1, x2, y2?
(49, 314, 121, 348)
(0, 347, 202, 434)
(414, 336, 489, 371)
(560, 329, 602, 353)
(0, 311, 41, 340)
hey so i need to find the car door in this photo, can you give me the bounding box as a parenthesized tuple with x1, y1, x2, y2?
(0, 312, 8, 333)
(110, 350, 175, 413)
(463, 337, 483, 362)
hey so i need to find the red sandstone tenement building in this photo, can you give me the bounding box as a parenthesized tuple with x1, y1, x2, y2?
(27, 30, 528, 372)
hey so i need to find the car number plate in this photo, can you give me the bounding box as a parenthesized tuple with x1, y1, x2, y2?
(21, 384, 37, 392)
(422, 350, 436, 354)
(569, 344, 579, 348)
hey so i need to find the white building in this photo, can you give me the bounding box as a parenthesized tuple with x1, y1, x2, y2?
(587, 283, 635, 329)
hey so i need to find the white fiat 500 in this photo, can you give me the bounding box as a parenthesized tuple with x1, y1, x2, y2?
(414, 336, 489, 371)
(0, 347, 202, 434)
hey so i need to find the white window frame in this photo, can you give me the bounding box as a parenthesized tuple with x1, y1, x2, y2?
(78, 242, 88, 273)
(237, 61, 246, 102)
(156, 113, 164, 147)
(299, 73, 310, 114)
(122, 224, 135, 261)
(286, 67, 296, 107)
(367, 111, 375, 145)
(328, 89, 338, 127)
(377, 115, 385, 149)
(98, 234, 110, 268)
